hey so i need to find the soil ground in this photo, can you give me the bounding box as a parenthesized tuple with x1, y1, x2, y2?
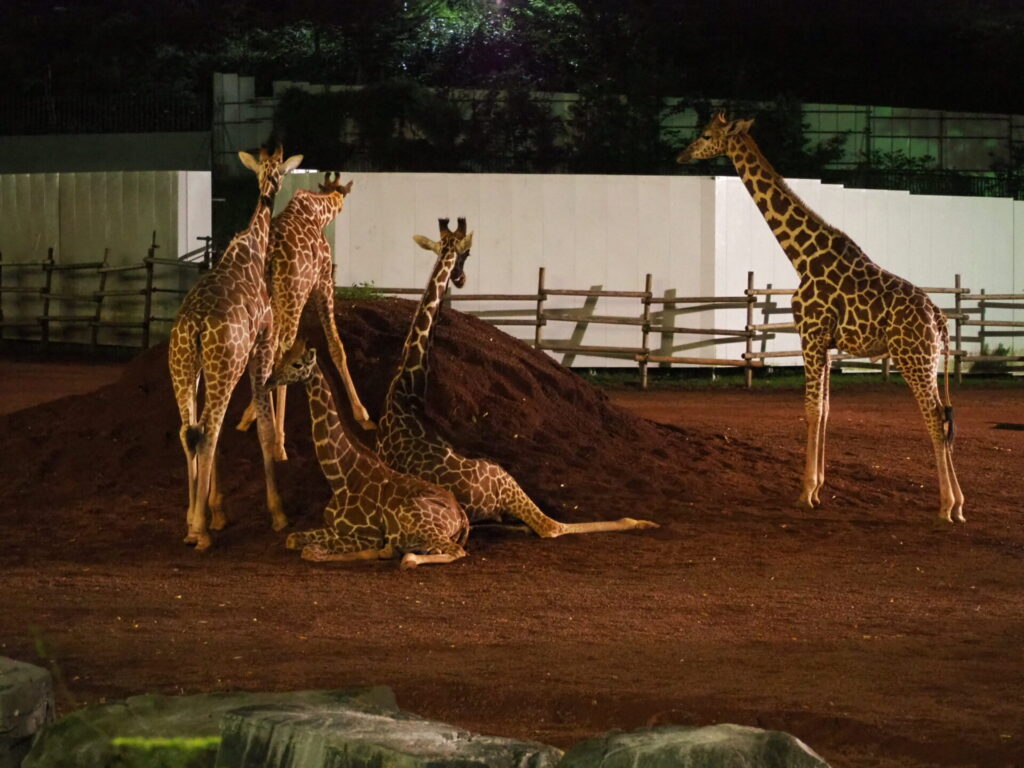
(1, 304, 1022, 768)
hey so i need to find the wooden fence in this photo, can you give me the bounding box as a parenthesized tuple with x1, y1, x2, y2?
(0, 234, 213, 350)
(2, 257, 1021, 387)
(377, 268, 1024, 388)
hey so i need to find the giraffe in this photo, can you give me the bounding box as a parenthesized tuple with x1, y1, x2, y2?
(236, 172, 374, 460)
(168, 145, 303, 550)
(376, 218, 659, 537)
(266, 341, 469, 569)
(676, 112, 964, 523)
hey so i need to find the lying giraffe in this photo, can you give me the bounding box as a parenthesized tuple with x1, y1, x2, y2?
(677, 113, 964, 523)
(168, 145, 302, 550)
(376, 218, 659, 538)
(237, 172, 374, 460)
(267, 341, 468, 569)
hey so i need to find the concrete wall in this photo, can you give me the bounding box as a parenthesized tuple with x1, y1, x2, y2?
(278, 171, 1023, 368)
(0, 170, 211, 345)
(2, 167, 1020, 360)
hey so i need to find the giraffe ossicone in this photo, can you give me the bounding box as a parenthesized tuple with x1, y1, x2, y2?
(376, 217, 660, 538)
(677, 113, 964, 523)
(266, 341, 469, 569)
(168, 144, 302, 550)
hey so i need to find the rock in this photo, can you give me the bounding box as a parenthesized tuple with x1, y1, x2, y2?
(556, 724, 829, 768)
(23, 687, 395, 768)
(0, 658, 55, 768)
(216, 702, 563, 768)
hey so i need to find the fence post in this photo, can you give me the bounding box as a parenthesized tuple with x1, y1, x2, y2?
(0, 250, 4, 339)
(954, 273, 963, 384)
(745, 271, 754, 389)
(534, 267, 546, 350)
(92, 248, 110, 349)
(639, 273, 652, 390)
(40, 248, 55, 344)
(882, 356, 891, 382)
(978, 287, 987, 359)
(142, 233, 158, 349)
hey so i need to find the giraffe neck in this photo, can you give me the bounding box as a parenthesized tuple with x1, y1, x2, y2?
(304, 364, 366, 490)
(386, 249, 455, 412)
(726, 134, 861, 275)
(289, 189, 343, 230)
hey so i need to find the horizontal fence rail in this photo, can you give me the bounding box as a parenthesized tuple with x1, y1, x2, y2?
(2, 260, 1021, 387)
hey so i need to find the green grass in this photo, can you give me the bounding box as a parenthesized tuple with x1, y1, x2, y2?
(335, 281, 384, 300)
(109, 737, 221, 768)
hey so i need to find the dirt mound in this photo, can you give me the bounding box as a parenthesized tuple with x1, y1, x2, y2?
(0, 299, 768, 530)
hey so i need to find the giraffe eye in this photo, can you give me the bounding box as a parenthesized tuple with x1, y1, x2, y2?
(702, 133, 711, 139)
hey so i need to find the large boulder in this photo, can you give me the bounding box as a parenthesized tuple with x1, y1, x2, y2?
(556, 724, 829, 768)
(0, 658, 55, 768)
(216, 702, 562, 768)
(22, 687, 395, 768)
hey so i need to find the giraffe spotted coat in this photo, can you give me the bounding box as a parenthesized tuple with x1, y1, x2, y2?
(677, 114, 964, 523)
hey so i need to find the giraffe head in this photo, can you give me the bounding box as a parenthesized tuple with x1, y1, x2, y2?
(238, 144, 304, 204)
(267, 338, 318, 388)
(318, 172, 354, 214)
(412, 217, 473, 289)
(676, 112, 754, 164)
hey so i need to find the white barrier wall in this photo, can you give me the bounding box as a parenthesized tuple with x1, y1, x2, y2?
(2, 168, 1020, 361)
(281, 171, 1023, 368)
(0, 171, 211, 344)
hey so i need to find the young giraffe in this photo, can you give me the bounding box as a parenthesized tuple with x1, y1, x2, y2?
(376, 218, 658, 537)
(168, 145, 303, 550)
(266, 341, 469, 569)
(677, 113, 964, 523)
(236, 172, 374, 459)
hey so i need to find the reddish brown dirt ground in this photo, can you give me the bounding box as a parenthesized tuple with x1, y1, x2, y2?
(1, 300, 1022, 768)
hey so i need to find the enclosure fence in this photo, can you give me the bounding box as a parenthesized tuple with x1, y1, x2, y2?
(0, 235, 214, 350)
(2, 258, 1021, 386)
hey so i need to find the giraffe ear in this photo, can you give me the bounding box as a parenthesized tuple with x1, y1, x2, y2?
(238, 151, 261, 173)
(281, 154, 303, 174)
(341, 180, 354, 195)
(457, 232, 473, 252)
(412, 235, 439, 252)
(728, 118, 754, 135)
(715, 111, 728, 124)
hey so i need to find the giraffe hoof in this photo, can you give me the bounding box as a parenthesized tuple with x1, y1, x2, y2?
(210, 516, 227, 531)
(795, 495, 816, 510)
(301, 544, 328, 562)
(284, 533, 302, 550)
(273, 445, 288, 462)
(194, 535, 213, 551)
(183, 532, 198, 545)
(358, 418, 377, 431)
(271, 515, 290, 532)
(630, 519, 659, 530)
(399, 554, 420, 570)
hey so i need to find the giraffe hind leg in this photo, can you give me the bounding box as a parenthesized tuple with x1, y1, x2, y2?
(400, 540, 467, 570)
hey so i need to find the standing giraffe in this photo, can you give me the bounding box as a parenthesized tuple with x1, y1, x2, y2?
(677, 113, 964, 523)
(266, 341, 468, 569)
(168, 145, 302, 550)
(376, 218, 658, 537)
(236, 172, 374, 460)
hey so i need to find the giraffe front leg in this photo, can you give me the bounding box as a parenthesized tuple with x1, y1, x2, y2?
(235, 400, 258, 432)
(302, 541, 395, 563)
(797, 339, 830, 509)
(178, 425, 199, 544)
(812, 354, 831, 506)
(312, 286, 375, 430)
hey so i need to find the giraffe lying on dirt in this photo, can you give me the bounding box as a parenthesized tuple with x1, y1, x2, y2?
(236, 172, 374, 461)
(267, 341, 469, 569)
(376, 218, 659, 538)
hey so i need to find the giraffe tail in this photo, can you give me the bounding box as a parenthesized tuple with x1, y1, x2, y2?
(941, 326, 955, 446)
(185, 425, 205, 452)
